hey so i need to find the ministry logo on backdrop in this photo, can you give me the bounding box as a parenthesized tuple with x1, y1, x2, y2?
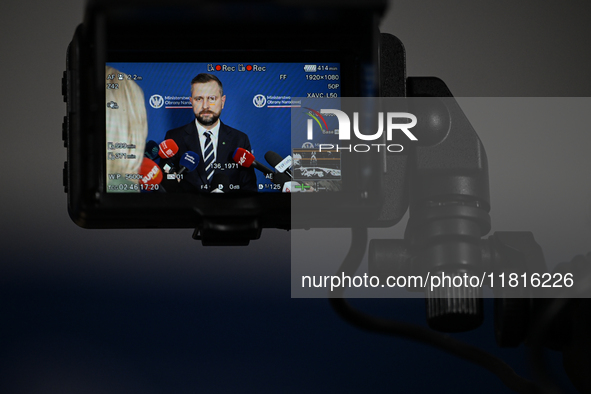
(253, 94, 266, 108)
(149, 94, 164, 109)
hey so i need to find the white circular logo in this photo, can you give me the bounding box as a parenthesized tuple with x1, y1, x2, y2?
(149, 94, 164, 109)
(253, 94, 266, 108)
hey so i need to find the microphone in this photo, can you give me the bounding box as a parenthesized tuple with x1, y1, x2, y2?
(178, 151, 199, 175)
(144, 140, 159, 160)
(158, 139, 180, 174)
(265, 151, 293, 178)
(232, 148, 276, 175)
(210, 172, 229, 193)
(158, 139, 179, 159)
(138, 158, 163, 187)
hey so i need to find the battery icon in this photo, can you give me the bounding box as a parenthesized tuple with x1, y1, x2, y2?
(304, 64, 317, 72)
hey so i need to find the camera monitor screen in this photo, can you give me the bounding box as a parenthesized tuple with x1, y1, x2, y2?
(105, 62, 341, 194)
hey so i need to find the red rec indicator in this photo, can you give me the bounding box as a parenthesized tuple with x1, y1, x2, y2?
(246, 65, 253, 71)
(215, 65, 222, 71)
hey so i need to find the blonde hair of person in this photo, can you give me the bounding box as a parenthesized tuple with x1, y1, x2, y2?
(105, 66, 148, 191)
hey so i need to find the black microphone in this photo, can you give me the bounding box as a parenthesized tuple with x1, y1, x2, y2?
(158, 139, 180, 174)
(265, 151, 293, 178)
(144, 140, 159, 160)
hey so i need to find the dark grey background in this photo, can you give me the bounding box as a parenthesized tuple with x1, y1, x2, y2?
(0, 0, 589, 392)
(292, 97, 591, 298)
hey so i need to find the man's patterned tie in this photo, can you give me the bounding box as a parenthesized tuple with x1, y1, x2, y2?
(203, 130, 215, 183)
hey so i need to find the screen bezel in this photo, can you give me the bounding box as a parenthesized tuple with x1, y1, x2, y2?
(92, 51, 386, 229)
(67, 5, 387, 230)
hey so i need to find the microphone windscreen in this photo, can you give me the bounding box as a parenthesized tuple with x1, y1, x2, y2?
(139, 158, 163, 185)
(264, 151, 283, 168)
(265, 151, 292, 174)
(158, 139, 179, 159)
(144, 140, 159, 160)
(180, 151, 199, 172)
(233, 148, 255, 168)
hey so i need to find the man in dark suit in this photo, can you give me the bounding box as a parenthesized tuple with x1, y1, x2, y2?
(162, 73, 257, 192)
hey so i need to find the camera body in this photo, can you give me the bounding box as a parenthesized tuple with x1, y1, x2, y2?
(62, 0, 411, 244)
